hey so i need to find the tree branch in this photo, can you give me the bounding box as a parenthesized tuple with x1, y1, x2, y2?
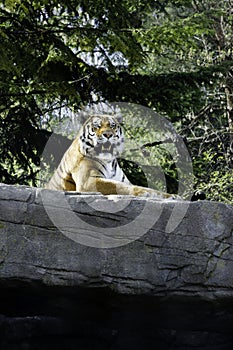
(129, 138, 173, 154)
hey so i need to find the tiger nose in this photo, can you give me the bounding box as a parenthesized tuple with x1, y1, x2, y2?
(103, 131, 113, 139)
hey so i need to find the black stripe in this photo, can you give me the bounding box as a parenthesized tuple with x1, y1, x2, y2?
(87, 132, 95, 139)
(94, 159, 108, 172)
(95, 159, 107, 171)
(98, 169, 105, 176)
(112, 159, 117, 172)
(86, 124, 95, 137)
(57, 167, 64, 177)
(101, 163, 107, 171)
(85, 141, 94, 148)
(66, 178, 75, 184)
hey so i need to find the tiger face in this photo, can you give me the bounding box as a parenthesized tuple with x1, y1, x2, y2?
(79, 115, 124, 160)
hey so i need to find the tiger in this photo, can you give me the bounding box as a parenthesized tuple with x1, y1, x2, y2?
(46, 114, 180, 199)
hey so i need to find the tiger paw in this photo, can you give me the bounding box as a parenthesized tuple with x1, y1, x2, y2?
(131, 185, 182, 200)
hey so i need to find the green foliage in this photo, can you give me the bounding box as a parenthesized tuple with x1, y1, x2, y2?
(193, 151, 233, 203)
(0, 0, 147, 185)
(0, 0, 232, 203)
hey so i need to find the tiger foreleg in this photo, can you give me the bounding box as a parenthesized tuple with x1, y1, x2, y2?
(74, 176, 180, 200)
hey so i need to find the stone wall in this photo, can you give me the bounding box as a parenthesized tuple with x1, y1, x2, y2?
(0, 183, 233, 299)
(0, 183, 233, 349)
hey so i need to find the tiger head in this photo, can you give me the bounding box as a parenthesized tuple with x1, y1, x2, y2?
(79, 115, 124, 160)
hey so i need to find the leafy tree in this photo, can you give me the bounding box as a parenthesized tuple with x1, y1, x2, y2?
(0, 0, 149, 185)
(131, 0, 233, 202)
(0, 0, 232, 202)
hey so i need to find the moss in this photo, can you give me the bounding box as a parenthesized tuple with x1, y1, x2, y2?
(0, 221, 5, 229)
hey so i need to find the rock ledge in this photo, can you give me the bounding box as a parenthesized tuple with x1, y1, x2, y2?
(0, 183, 233, 300)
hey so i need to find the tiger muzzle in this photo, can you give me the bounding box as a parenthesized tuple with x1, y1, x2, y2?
(102, 131, 113, 139)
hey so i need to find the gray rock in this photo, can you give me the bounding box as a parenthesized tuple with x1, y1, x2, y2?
(0, 183, 233, 300)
